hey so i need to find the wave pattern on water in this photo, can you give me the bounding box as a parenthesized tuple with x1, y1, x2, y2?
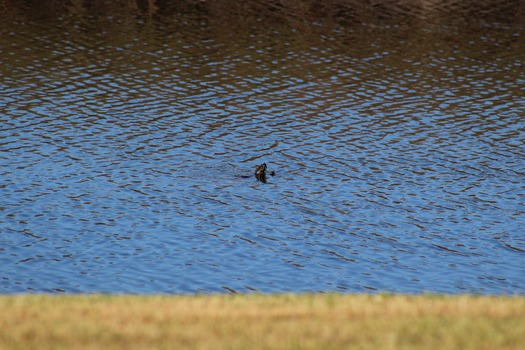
(1, 9, 524, 294)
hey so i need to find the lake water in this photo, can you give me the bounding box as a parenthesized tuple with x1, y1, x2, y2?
(1, 0, 524, 294)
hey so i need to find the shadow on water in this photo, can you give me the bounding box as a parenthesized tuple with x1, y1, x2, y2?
(3, 0, 525, 21)
(1, 0, 524, 294)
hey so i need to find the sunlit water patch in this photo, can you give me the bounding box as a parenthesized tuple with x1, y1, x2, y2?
(1, 2, 524, 294)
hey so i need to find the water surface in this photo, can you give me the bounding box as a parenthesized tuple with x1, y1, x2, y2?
(1, 1, 524, 294)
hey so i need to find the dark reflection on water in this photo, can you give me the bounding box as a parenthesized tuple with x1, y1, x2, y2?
(1, 0, 524, 294)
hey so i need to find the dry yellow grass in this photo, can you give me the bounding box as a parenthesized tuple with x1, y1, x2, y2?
(0, 294, 524, 349)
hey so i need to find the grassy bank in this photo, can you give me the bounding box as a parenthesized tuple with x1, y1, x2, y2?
(0, 294, 524, 349)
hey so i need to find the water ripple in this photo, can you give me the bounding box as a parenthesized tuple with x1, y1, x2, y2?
(1, 6, 524, 294)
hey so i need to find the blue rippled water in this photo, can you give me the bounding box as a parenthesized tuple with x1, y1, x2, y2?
(1, 3, 524, 294)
